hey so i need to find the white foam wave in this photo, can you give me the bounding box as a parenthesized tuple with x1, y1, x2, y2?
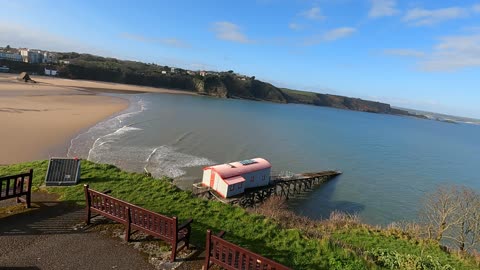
(144, 146, 216, 178)
(67, 95, 149, 159)
(87, 125, 143, 160)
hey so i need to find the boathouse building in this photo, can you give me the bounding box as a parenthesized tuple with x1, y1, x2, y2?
(202, 158, 272, 198)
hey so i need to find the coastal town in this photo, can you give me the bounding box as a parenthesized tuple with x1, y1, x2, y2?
(0, 45, 251, 80)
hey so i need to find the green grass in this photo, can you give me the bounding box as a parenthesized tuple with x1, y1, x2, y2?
(331, 227, 479, 270)
(1, 160, 478, 269)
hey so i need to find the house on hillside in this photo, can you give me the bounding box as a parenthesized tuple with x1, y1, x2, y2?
(202, 158, 272, 198)
(0, 52, 22, 62)
(44, 68, 57, 76)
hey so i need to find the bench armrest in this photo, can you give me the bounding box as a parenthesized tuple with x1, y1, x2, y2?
(102, 189, 112, 194)
(216, 231, 226, 238)
(178, 218, 193, 231)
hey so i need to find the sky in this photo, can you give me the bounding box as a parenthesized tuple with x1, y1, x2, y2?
(1, 0, 480, 118)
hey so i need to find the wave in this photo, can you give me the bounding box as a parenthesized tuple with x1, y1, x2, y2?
(144, 145, 215, 178)
(67, 94, 148, 159)
(68, 93, 215, 179)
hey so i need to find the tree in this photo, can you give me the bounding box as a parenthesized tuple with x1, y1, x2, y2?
(420, 185, 480, 252)
(228, 70, 234, 73)
(6, 45, 10, 49)
(445, 187, 480, 252)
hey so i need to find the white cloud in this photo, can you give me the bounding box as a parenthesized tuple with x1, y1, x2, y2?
(289, 23, 303, 31)
(301, 7, 326, 20)
(304, 27, 356, 45)
(322, 27, 356, 41)
(121, 33, 190, 48)
(420, 34, 480, 71)
(403, 7, 469, 26)
(369, 0, 398, 18)
(211, 21, 252, 43)
(383, 49, 425, 58)
(474, 4, 480, 13)
(0, 22, 108, 55)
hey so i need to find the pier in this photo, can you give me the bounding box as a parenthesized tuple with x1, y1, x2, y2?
(193, 170, 341, 208)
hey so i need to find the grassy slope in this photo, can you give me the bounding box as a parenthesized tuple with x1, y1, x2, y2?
(1, 160, 477, 270)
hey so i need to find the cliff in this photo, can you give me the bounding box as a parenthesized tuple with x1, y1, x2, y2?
(6, 52, 417, 117)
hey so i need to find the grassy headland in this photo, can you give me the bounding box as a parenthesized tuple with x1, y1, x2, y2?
(1, 160, 478, 269)
(1, 53, 422, 118)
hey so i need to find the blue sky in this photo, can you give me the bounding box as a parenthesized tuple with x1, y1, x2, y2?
(1, 0, 480, 118)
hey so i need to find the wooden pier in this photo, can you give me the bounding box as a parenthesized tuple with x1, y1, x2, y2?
(193, 170, 341, 208)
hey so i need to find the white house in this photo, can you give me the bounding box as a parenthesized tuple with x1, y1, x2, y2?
(202, 158, 272, 198)
(0, 52, 22, 62)
(44, 68, 57, 76)
(20, 49, 43, 63)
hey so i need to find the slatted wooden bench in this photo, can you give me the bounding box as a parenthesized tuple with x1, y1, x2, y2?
(0, 169, 33, 208)
(204, 230, 291, 270)
(84, 184, 193, 262)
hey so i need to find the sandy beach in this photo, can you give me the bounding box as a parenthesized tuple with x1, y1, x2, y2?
(0, 74, 196, 165)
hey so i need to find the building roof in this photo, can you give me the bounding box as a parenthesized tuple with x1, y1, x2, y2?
(224, 175, 245, 185)
(204, 158, 271, 179)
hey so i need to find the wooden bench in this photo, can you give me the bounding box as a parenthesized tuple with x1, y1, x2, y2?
(84, 184, 193, 262)
(204, 230, 291, 270)
(0, 169, 33, 208)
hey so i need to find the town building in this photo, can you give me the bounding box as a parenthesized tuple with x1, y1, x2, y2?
(20, 49, 44, 63)
(0, 52, 23, 62)
(42, 51, 57, 63)
(202, 158, 272, 198)
(44, 68, 57, 76)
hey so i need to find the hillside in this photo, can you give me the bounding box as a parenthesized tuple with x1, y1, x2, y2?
(1, 160, 478, 269)
(1, 53, 418, 117)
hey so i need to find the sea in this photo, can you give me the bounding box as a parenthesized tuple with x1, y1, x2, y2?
(68, 93, 480, 225)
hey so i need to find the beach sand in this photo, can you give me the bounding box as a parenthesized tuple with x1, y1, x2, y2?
(0, 73, 193, 165)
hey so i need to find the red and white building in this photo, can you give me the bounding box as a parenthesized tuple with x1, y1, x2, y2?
(202, 158, 272, 198)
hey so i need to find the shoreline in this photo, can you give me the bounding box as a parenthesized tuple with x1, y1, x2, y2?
(0, 74, 134, 164)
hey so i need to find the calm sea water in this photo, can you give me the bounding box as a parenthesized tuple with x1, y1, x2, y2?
(68, 93, 480, 225)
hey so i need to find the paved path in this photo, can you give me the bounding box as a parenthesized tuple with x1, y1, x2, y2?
(0, 193, 155, 270)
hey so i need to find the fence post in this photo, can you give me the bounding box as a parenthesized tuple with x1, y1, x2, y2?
(170, 217, 178, 262)
(204, 230, 212, 270)
(84, 184, 91, 225)
(125, 207, 131, 242)
(26, 169, 33, 208)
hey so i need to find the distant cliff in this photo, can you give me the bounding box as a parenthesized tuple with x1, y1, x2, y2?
(280, 88, 417, 115)
(4, 52, 418, 117)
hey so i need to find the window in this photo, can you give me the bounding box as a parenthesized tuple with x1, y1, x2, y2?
(238, 183, 243, 189)
(229, 185, 234, 191)
(262, 175, 266, 181)
(250, 176, 254, 182)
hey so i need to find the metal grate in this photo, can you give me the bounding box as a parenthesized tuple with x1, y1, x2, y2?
(45, 158, 81, 186)
(239, 159, 257, 166)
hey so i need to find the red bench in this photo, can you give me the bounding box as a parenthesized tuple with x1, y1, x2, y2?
(0, 169, 33, 208)
(204, 230, 291, 270)
(84, 184, 193, 262)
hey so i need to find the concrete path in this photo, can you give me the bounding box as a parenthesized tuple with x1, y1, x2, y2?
(0, 193, 155, 270)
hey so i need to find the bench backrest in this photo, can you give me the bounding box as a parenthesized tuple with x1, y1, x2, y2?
(205, 230, 291, 270)
(129, 204, 177, 242)
(86, 188, 130, 224)
(0, 169, 33, 200)
(85, 186, 177, 242)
